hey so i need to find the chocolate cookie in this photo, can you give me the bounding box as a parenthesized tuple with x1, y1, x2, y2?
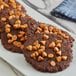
(1, 15, 39, 53)
(0, 0, 26, 38)
(23, 33, 73, 72)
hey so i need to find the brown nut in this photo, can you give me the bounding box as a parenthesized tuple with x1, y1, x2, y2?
(32, 46, 37, 51)
(48, 53, 54, 58)
(5, 24, 11, 28)
(1, 17, 6, 21)
(38, 49, 44, 54)
(50, 61, 56, 66)
(20, 45, 24, 49)
(56, 56, 62, 62)
(40, 46, 45, 50)
(35, 30, 41, 33)
(40, 24, 46, 29)
(56, 40, 62, 44)
(7, 33, 12, 38)
(20, 37, 25, 41)
(19, 31, 25, 35)
(43, 34, 49, 40)
(5, 28, 10, 33)
(48, 26, 53, 32)
(20, 24, 28, 29)
(54, 47, 59, 52)
(26, 45, 32, 51)
(33, 40, 39, 45)
(62, 56, 67, 61)
(16, 5, 21, 11)
(24, 36, 27, 40)
(13, 41, 21, 47)
(20, 13, 26, 17)
(49, 42, 55, 48)
(0, 5, 4, 10)
(38, 56, 44, 61)
(9, 10, 14, 15)
(30, 53, 36, 59)
(42, 52, 47, 57)
(13, 24, 20, 29)
(8, 40, 13, 44)
(44, 30, 49, 34)
(56, 43, 61, 48)
(18, 34, 23, 38)
(37, 27, 42, 32)
(12, 35, 17, 41)
(56, 51, 62, 56)
(8, 15, 15, 20)
(40, 41, 46, 45)
(34, 51, 39, 57)
(15, 20, 21, 24)
(35, 44, 40, 49)
(64, 36, 69, 39)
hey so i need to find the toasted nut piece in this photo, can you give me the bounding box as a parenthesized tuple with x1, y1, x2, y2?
(38, 49, 44, 54)
(35, 44, 40, 49)
(3, 2, 9, 7)
(56, 51, 62, 56)
(49, 42, 55, 48)
(33, 40, 39, 45)
(1, 17, 6, 21)
(20, 45, 24, 49)
(54, 47, 59, 52)
(18, 34, 23, 38)
(20, 37, 25, 41)
(61, 33, 66, 38)
(40, 41, 46, 45)
(53, 32, 57, 35)
(9, 10, 14, 15)
(42, 52, 47, 57)
(5, 24, 11, 28)
(8, 15, 15, 20)
(15, 20, 21, 24)
(35, 30, 41, 33)
(34, 51, 39, 56)
(16, 5, 21, 11)
(24, 36, 27, 40)
(44, 30, 49, 34)
(56, 43, 61, 48)
(13, 24, 20, 29)
(64, 36, 69, 39)
(43, 34, 49, 40)
(30, 53, 36, 59)
(12, 35, 17, 41)
(7, 33, 12, 38)
(38, 56, 44, 61)
(40, 46, 45, 50)
(0, 5, 4, 10)
(20, 24, 28, 29)
(13, 41, 21, 47)
(32, 46, 37, 51)
(40, 24, 46, 29)
(50, 61, 56, 66)
(48, 26, 53, 32)
(19, 31, 25, 35)
(56, 56, 62, 62)
(62, 56, 67, 60)
(56, 40, 62, 44)
(44, 26, 48, 30)
(8, 40, 13, 44)
(15, 11, 21, 16)
(20, 13, 26, 17)
(37, 27, 42, 32)
(5, 28, 10, 33)
(26, 45, 32, 51)
(48, 53, 54, 58)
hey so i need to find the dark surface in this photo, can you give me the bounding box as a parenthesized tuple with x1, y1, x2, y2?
(23, 33, 73, 72)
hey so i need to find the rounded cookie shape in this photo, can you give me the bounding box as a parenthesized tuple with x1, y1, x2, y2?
(23, 33, 73, 72)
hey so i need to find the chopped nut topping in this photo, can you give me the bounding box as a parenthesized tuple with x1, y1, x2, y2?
(54, 47, 59, 52)
(20, 24, 28, 29)
(15, 20, 21, 25)
(42, 52, 47, 57)
(20, 13, 26, 17)
(33, 41, 39, 45)
(20, 45, 24, 49)
(35, 44, 40, 49)
(8, 15, 15, 20)
(12, 35, 17, 41)
(56, 43, 61, 48)
(30, 53, 36, 59)
(7, 33, 12, 38)
(56, 51, 62, 56)
(16, 5, 21, 11)
(26, 45, 32, 51)
(8, 39, 13, 44)
(50, 61, 56, 66)
(56, 40, 62, 44)
(32, 46, 37, 51)
(1, 17, 6, 21)
(5, 28, 10, 33)
(9, 10, 14, 15)
(35, 30, 40, 33)
(62, 56, 67, 60)
(19, 31, 25, 35)
(40, 46, 45, 50)
(64, 36, 69, 39)
(18, 34, 23, 38)
(56, 56, 62, 62)
(43, 34, 49, 40)
(5, 24, 11, 28)
(48, 26, 53, 32)
(44, 30, 49, 34)
(34, 51, 39, 57)
(49, 42, 55, 48)
(40, 41, 46, 45)
(13, 24, 20, 29)
(20, 37, 25, 41)
(38, 56, 44, 61)
(38, 49, 44, 54)
(24, 36, 27, 40)
(40, 24, 46, 29)
(48, 53, 54, 58)
(37, 27, 42, 32)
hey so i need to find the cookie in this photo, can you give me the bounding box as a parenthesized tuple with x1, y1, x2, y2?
(23, 33, 73, 72)
(35, 23, 74, 46)
(1, 15, 40, 53)
(0, 0, 26, 38)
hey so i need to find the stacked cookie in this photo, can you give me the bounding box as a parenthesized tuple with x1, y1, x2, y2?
(0, 0, 74, 73)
